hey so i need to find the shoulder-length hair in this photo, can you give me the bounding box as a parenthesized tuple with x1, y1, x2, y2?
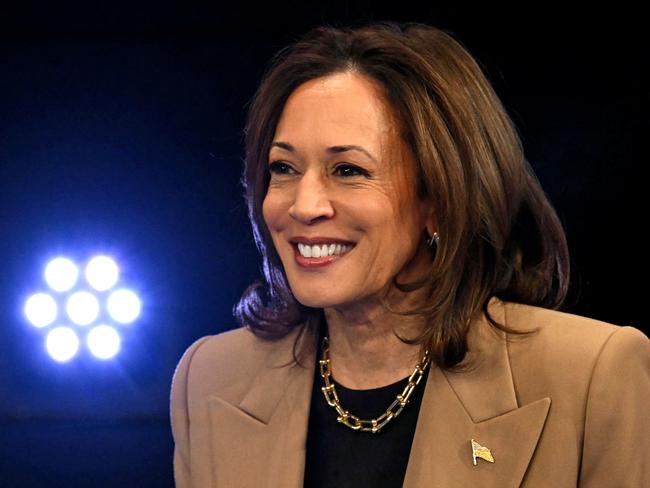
(234, 22, 569, 369)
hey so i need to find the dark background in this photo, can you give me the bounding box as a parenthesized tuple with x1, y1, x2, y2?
(0, 2, 647, 486)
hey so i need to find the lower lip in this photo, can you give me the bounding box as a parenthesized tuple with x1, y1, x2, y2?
(293, 244, 353, 268)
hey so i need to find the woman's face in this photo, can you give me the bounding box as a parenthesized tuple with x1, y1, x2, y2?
(262, 71, 435, 310)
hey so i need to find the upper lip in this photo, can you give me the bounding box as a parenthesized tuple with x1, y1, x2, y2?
(290, 236, 356, 246)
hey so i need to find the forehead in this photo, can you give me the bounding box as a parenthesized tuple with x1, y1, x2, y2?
(272, 71, 403, 155)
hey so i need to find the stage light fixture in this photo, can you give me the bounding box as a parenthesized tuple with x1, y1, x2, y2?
(24, 255, 142, 361)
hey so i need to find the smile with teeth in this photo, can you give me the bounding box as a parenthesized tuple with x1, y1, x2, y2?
(297, 242, 353, 258)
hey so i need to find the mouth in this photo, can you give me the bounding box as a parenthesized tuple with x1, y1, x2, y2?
(289, 239, 356, 268)
(294, 242, 354, 258)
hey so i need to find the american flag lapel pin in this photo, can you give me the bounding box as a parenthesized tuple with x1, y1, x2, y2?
(471, 438, 495, 466)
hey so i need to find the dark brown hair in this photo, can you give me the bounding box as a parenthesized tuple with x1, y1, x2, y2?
(234, 22, 570, 369)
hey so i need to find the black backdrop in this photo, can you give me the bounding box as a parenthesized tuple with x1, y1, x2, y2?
(0, 2, 647, 486)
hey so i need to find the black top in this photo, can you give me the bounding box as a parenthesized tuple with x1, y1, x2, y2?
(304, 356, 430, 488)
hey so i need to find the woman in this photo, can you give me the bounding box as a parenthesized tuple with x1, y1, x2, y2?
(171, 23, 649, 487)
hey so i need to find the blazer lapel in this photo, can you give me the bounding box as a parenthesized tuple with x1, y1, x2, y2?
(404, 298, 551, 488)
(206, 327, 317, 488)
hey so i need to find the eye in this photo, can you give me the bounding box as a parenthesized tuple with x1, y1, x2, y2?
(268, 160, 295, 175)
(333, 164, 369, 178)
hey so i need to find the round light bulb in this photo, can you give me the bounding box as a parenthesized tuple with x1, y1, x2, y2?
(66, 291, 100, 326)
(46, 327, 80, 362)
(45, 257, 79, 292)
(107, 289, 141, 324)
(85, 256, 119, 291)
(87, 325, 121, 359)
(24, 293, 58, 328)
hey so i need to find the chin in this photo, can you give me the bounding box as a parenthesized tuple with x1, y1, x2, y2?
(291, 289, 346, 309)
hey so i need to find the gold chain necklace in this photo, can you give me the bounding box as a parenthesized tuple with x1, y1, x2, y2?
(318, 336, 431, 434)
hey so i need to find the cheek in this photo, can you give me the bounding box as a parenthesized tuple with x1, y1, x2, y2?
(263, 186, 297, 228)
(261, 196, 272, 228)
(262, 192, 283, 231)
(262, 195, 286, 260)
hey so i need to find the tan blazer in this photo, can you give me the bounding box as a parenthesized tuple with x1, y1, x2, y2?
(170, 298, 650, 487)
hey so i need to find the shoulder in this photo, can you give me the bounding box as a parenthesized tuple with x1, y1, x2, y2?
(173, 326, 273, 385)
(177, 326, 274, 369)
(501, 300, 647, 357)
(499, 300, 649, 401)
(171, 326, 301, 401)
(497, 302, 650, 484)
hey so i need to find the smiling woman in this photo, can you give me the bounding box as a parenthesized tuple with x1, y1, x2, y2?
(171, 22, 650, 488)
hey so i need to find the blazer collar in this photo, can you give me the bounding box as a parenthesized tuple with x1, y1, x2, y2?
(208, 298, 550, 487)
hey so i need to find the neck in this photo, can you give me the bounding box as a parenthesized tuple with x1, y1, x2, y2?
(322, 288, 428, 390)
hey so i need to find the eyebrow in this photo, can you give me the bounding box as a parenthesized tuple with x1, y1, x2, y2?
(270, 141, 376, 162)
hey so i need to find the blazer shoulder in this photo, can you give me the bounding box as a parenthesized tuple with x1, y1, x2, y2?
(501, 301, 639, 351)
(184, 327, 271, 364)
(172, 326, 302, 402)
(500, 300, 649, 396)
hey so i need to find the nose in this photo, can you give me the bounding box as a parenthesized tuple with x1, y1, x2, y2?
(288, 171, 334, 224)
